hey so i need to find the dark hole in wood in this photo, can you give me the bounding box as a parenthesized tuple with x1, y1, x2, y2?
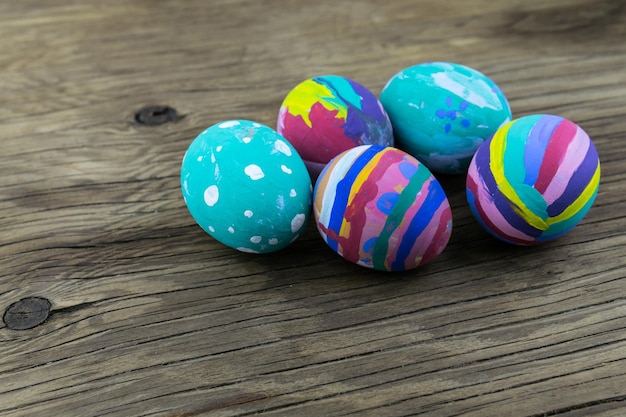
(135, 105, 180, 126)
(3, 297, 52, 330)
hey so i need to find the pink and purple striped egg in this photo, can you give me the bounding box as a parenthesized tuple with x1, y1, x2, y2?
(467, 114, 601, 245)
(314, 145, 452, 271)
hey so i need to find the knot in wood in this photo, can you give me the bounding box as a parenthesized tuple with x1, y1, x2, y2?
(3, 297, 51, 330)
(135, 105, 180, 126)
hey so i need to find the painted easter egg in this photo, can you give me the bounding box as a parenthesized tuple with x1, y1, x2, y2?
(181, 120, 312, 253)
(314, 145, 452, 271)
(380, 62, 512, 174)
(277, 75, 394, 179)
(466, 114, 601, 245)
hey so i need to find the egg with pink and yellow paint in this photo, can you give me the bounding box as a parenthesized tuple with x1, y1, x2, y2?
(314, 145, 452, 271)
(277, 75, 394, 179)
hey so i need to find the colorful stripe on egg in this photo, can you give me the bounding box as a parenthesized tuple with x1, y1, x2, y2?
(466, 114, 601, 244)
(314, 146, 452, 271)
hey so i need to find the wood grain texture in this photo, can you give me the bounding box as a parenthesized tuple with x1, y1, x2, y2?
(0, 0, 625, 416)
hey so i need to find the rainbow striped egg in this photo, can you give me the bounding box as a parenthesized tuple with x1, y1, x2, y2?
(467, 114, 601, 245)
(314, 145, 452, 271)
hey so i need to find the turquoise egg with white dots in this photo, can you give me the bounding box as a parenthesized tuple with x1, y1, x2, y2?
(380, 62, 512, 174)
(181, 120, 312, 253)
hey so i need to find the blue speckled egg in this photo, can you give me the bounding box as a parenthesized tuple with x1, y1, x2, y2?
(181, 120, 312, 253)
(380, 62, 512, 174)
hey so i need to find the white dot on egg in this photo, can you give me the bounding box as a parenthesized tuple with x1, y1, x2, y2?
(281, 165, 292, 174)
(244, 164, 265, 180)
(210, 153, 216, 163)
(197, 156, 203, 162)
(208, 226, 215, 233)
(268, 238, 279, 245)
(204, 185, 219, 207)
(218, 120, 240, 128)
(242, 136, 252, 144)
(276, 195, 285, 210)
(250, 236, 262, 244)
(238, 247, 259, 253)
(252, 122, 261, 128)
(216, 145, 223, 152)
(289, 189, 297, 197)
(228, 226, 235, 233)
(291, 213, 306, 233)
(274, 140, 292, 156)
(244, 210, 253, 218)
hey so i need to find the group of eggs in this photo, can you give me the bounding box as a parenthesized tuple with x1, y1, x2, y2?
(181, 62, 601, 271)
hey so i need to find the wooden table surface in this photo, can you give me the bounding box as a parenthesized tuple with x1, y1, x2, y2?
(1, 1, 625, 416)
